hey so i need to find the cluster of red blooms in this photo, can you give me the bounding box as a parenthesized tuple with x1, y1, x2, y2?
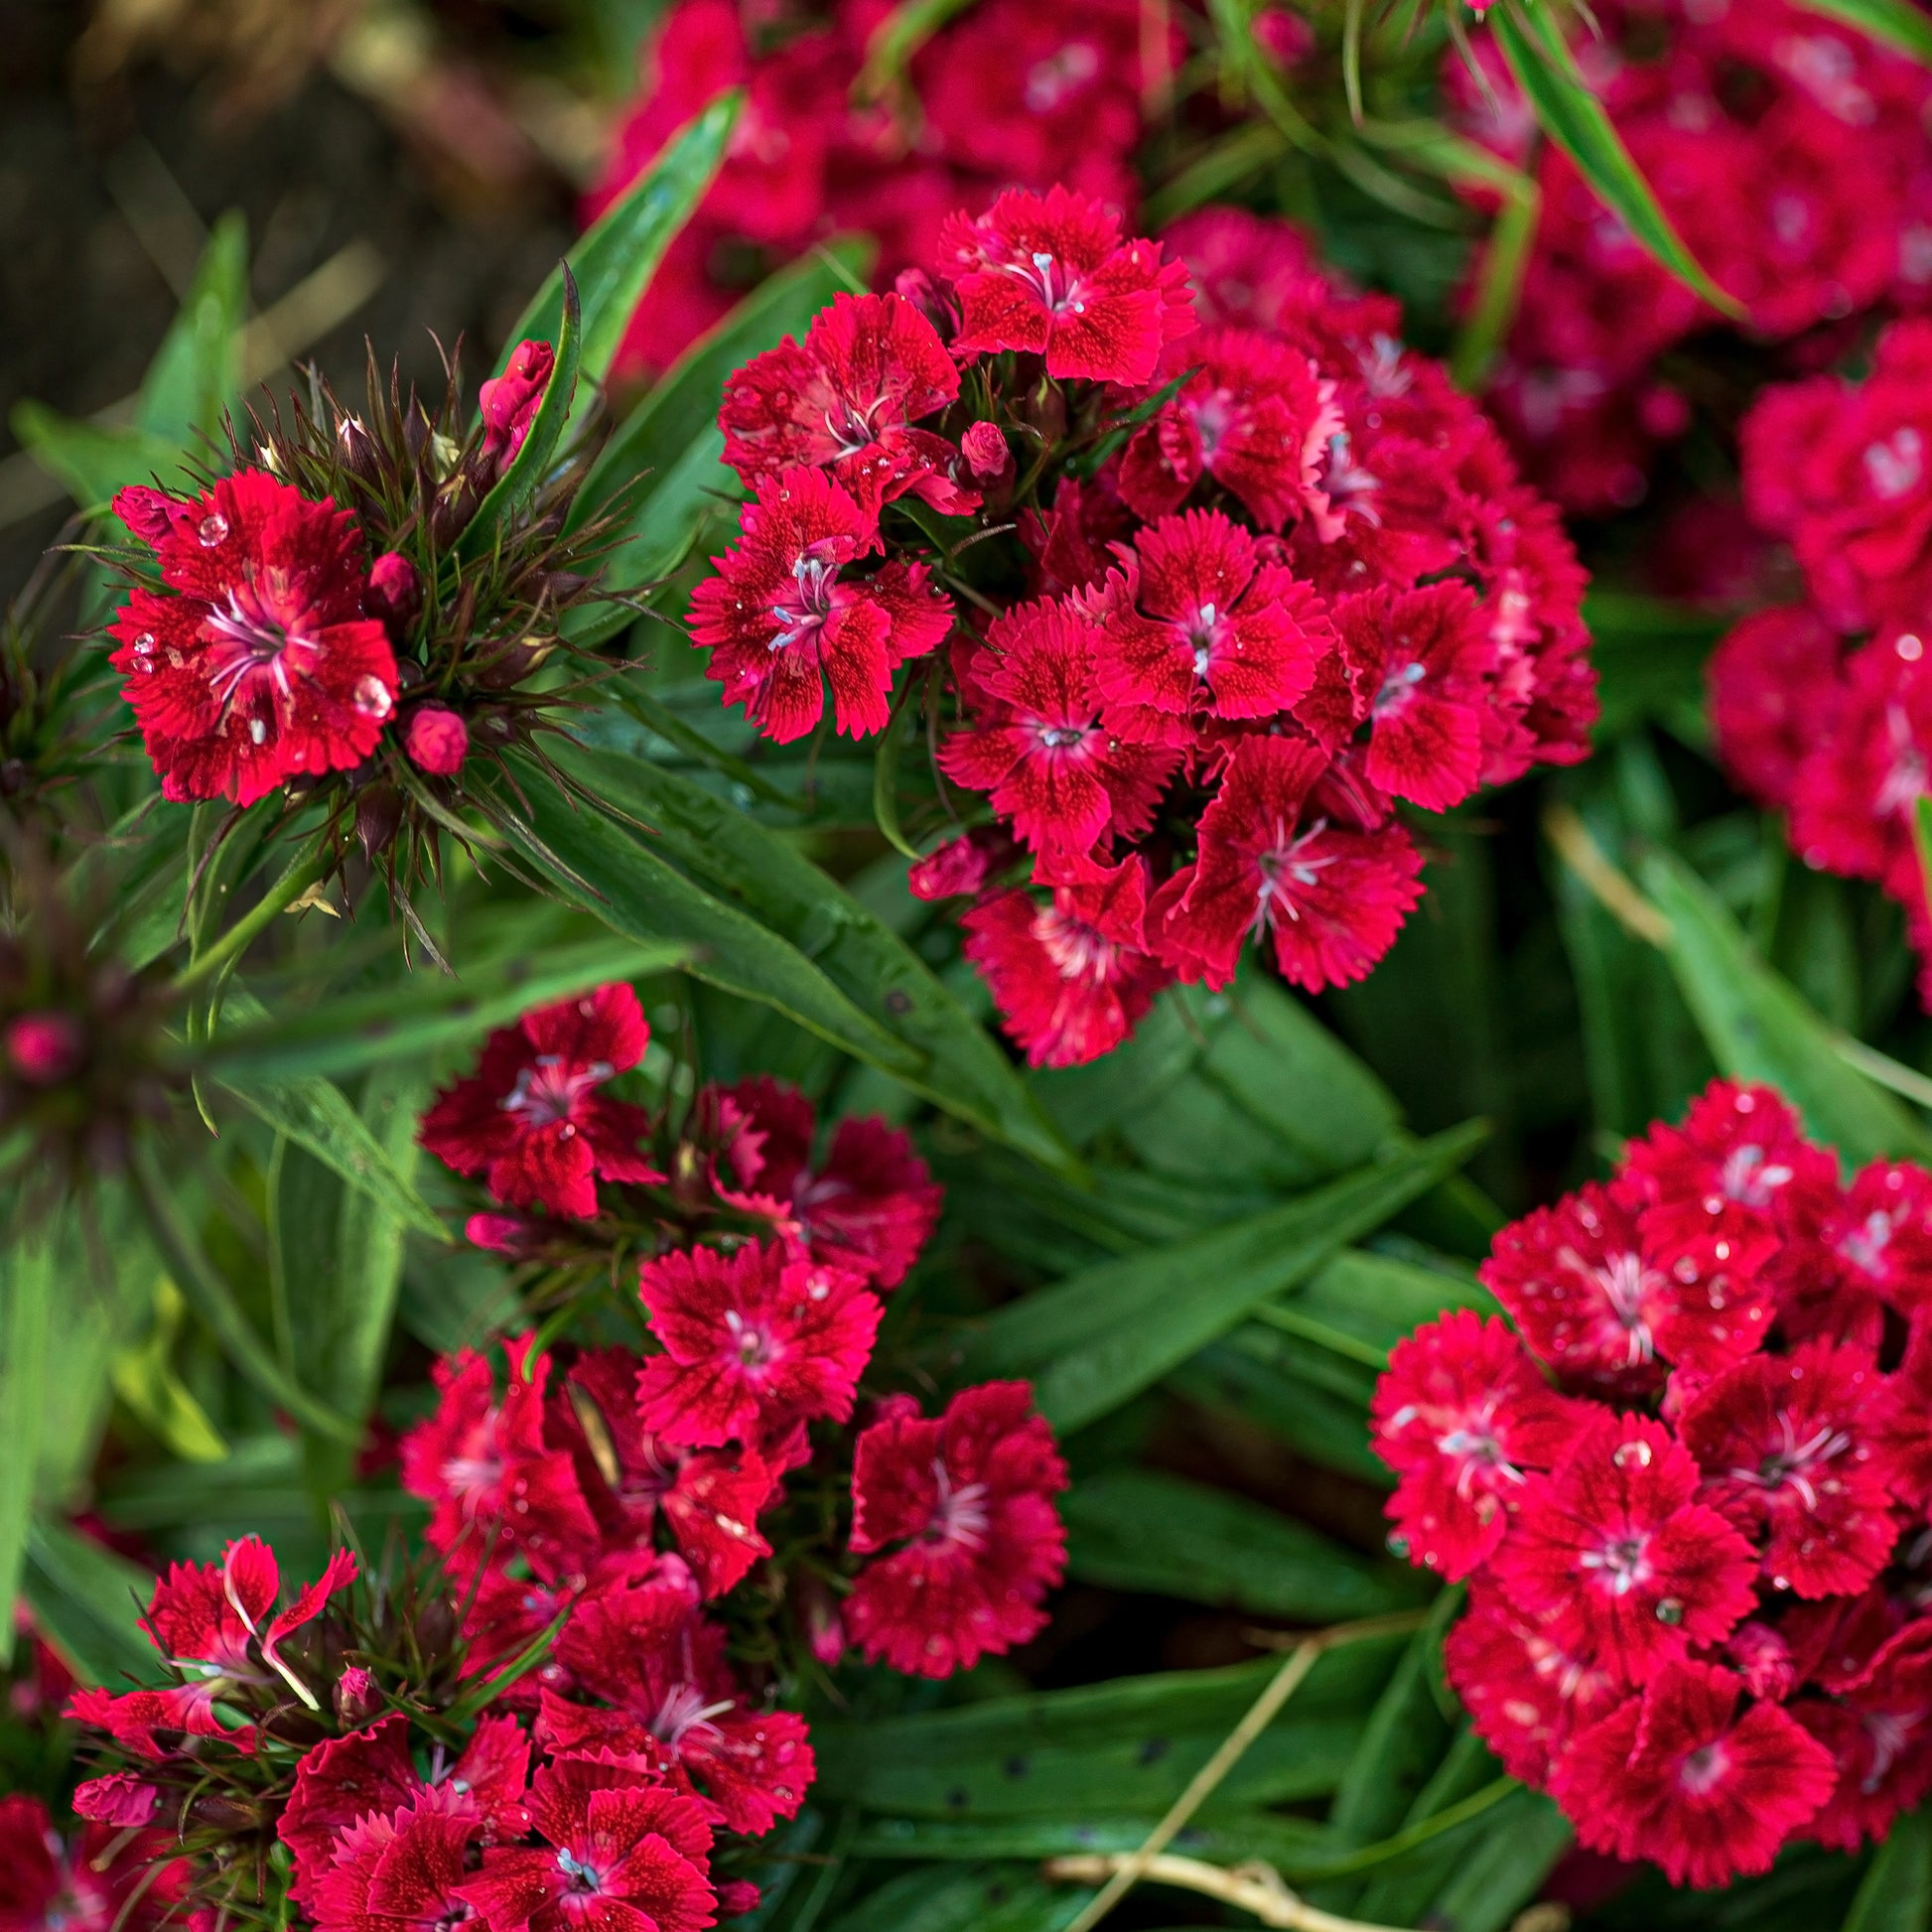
(589, 0, 1161, 376)
(1374, 1078, 1932, 1888)
(1707, 317, 1932, 1003)
(104, 336, 581, 815)
(1452, 0, 1932, 513)
(56, 981, 1068, 1924)
(0, 1794, 192, 1932)
(690, 191, 1592, 1065)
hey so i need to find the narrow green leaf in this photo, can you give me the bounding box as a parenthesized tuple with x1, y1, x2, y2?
(213, 1069, 450, 1242)
(1641, 849, 1932, 1166)
(128, 1137, 363, 1445)
(813, 1635, 1408, 1818)
(850, 1814, 1337, 1868)
(1796, 0, 1932, 65)
(517, 746, 1073, 1170)
(1326, 1628, 1455, 1848)
(828, 1869, 1087, 1932)
(0, 1237, 54, 1662)
(1491, 2, 1740, 315)
(137, 210, 247, 449)
(494, 92, 742, 391)
(458, 269, 582, 560)
(109, 1281, 230, 1463)
(10, 405, 188, 511)
(1061, 1468, 1427, 1620)
(1274, 1248, 1494, 1362)
(23, 1519, 160, 1689)
(959, 1122, 1485, 1433)
(1421, 1787, 1571, 1932)
(859, 0, 983, 90)
(1844, 1802, 1932, 1931)
(194, 937, 691, 1084)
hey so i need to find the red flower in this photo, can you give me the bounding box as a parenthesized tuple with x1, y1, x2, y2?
(1792, 1621, 1932, 1850)
(721, 292, 975, 516)
(938, 599, 1177, 872)
(1084, 511, 1323, 727)
(315, 1787, 483, 1932)
(634, 1241, 881, 1448)
(418, 984, 661, 1222)
(938, 187, 1194, 383)
(108, 470, 397, 804)
(1553, 1661, 1836, 1888)
(1442, 1580, 1619, 1786)
(1334, 583, 1498, 813)
(399, 1339, 599, 1579)
(1154, 734, 1423, 993)
(1709, 606, 1845, 813)
(962, 864, 1172, 1069)
(545, 1574, 814, 1834)
(283, 1713, 530, 1907)
(906, 826, 1015, 901)
(564, 1349, 778, 1598)
(1478, 1182, 1774, 1388)
(1681, 1342, 1900, 1599)
(845, 1381, 1068, 1678)
(1118, 328, 1338, 532)
(708, 1078, 942, 1289)
(1490, 1414, 1758, 1683)
(0, 1795, 192, 1932)
(480, 340, 556, 469)
(1370, 1311, 1581, 1581)
(458, 1752, 717, 1932)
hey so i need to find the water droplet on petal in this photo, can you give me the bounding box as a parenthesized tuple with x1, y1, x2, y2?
(133, 631, 155, 653)
(1612, 1438, 1654, 1469)
(1656, 1596, 1684, 1625)
(248, 718, 267, 745)
(352, 674, 392, 719)
(198, 511, 229, 546)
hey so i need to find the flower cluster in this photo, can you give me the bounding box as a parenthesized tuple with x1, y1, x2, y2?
(1452, 0, 1932, 512)
(0, 1793, 193, 1932)
(101, 337, 626, 914)
(1374, 1079, 1932, 1887)
(692, 194, 1592, 1064)
(591, 0, 1160, 375)
(60, 981, 1068, 1921)
(1709, 318, 1932, 1001)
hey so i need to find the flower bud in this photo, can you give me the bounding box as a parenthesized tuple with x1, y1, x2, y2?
(334, 1663, 380, 1726)
(718, 1881, 763, 1918)
(336, 412, 381, 483)
(961, 421, 1014, 484)
(479, 339, 556, 470)
(403, 705, 470, 777)
(364, 552, 424, 642)
(110, 485, 190, 550)
(355, 781, 404, 862)
(6, 1011, 84, 1085)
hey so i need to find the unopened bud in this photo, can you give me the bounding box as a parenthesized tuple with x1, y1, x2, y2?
(355, 782, 404, 862)
(336, 413, 381, 483)
(403, 705, 470, 777)
(334, 1664, 380, 1725)
(6, 1011, 84, 1085)
(364, 552, 424, 642)
(479, 339, 556, 471)
(961, 421, 1014, 484)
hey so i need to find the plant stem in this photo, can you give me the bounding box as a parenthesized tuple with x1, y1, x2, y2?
(172, 837, 331, 994)
(1046, 1853, 1411, 1931)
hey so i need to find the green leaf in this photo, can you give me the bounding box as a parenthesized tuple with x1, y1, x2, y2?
(1490, 2, 1740, 315)
(828, 1869, 1088, 1932)
(1061, 1468, 1427, 1620)
(137, 210, 247, 450)
(850, 1814, 1337, 1868)
(10, 404, 189, 511)
(1795, 0, 1932, 65)
(128, 1137, 363, 1445)
(1844, 1803, 1932, 1931)
(1641, 849, 1932, 1167)
(1326, 1627, 1455, 1849)
(0, 1235, 54, 1662)
(1271, 1248, 1493, 1363)
(1420, 1787, 1571, 1932)
(109, 1279, 230, 1464)
(195, 937, 691, 1084)
(23, 1518, 160, 1689)
(458, 269, 583, 561)
(213, 1068, 450, 1242)
(958, 1122, 1486, 1433)
(813, 1634, 1409, 1819)
(514, 746, 1073, 1170)
(495, 92, 742, 393)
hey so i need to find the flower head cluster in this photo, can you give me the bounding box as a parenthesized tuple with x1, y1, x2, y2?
(1375, 1079, 1932, 1886)
(695, 197, 1591, 1065)
(1452, 0, 1932, 511)
(0, 1793, 193, 1932)
(591, 0, 1162, 374)
(1711, 319, 1932, 1003)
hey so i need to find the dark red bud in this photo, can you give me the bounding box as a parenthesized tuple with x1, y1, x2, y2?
(479, 339, 556, 470)
(111, 485, 188, 549)
(6, 1012, 84, 1085)
(403, 705, 469, 777)
(961, 421, 1014, 483)
(355, 782, 404, 862)
(336, 413, 381, 483)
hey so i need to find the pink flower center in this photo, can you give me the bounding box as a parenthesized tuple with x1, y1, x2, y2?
(1678, 1741, 1730, 1796)
(1435, 1413, 1525, 1498)
(1719, 1143, 1789, 1207)
(201, 568, 325, 719)
(822, 390, 891, 459)
(1373, 658, 1428, 718)
(925, 1461, 992, 1549)
(1865, 427, 1925, 501)
(1564, 1245, 1655, 1365)
(1024, 40, 1098, 111)
(1358, 335, 1413, 398)
(1005, 248, 1091, 319)
(1734, 1414, 1853, 1508)
(1033, 720, 1094, 755)
(500, 1055, 613, 1129)
(1580, 1530, 1653, 1596)
(1190, 390, 1235, 459)
(1838, 1208, 1896, 1278)
(557, 1847, 607, 1893)
(726, 1310, 777, 1371)
(1252, 819, 1334, 932)
(1875, 704, 1926, 819)
(1319, 432, 1381, 524)
(769, 549, 844, 653)
(653, 1681, 737, 1752)
(1034, 904, 1120, 986)
(1863, 1710, 1920, 1790)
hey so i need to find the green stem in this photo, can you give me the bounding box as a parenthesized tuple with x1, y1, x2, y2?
(172, 837, 331, 995)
